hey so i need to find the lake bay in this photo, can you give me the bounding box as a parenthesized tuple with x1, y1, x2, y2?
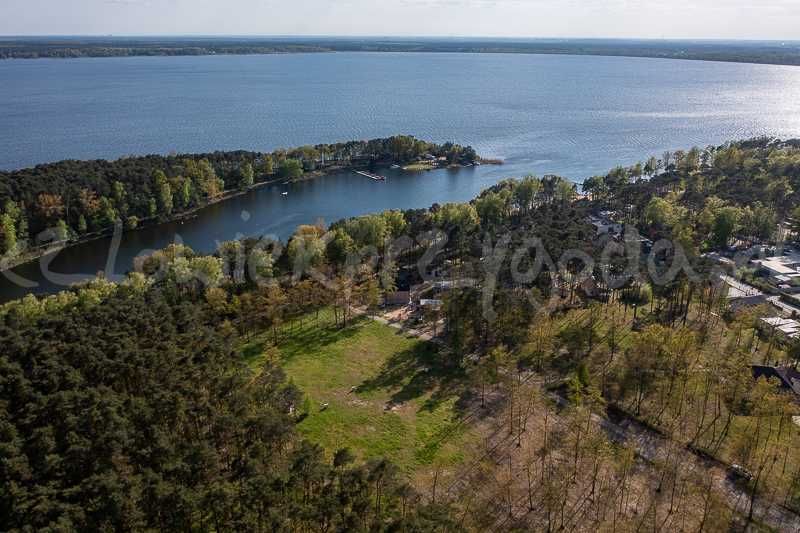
(1, 52, 799, 300)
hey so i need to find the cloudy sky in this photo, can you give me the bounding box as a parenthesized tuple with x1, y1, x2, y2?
(1, 0, 798, 40)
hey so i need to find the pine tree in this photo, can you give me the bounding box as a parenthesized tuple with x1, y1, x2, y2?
(154, 170, 173, 215)
(240, 162, 255, 190)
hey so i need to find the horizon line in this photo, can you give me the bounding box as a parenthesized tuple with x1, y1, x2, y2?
(1, 34, 799, 44)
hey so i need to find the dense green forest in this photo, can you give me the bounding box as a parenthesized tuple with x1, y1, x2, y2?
(3, 137, 800, 531)
(0, 136, 477, 259)
(0, 278, 453, 531)
(3, 37, 800, 66)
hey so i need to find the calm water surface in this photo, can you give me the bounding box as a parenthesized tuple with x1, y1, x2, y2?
(1, 53, 799, 300)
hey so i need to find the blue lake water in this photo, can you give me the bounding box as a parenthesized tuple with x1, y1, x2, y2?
(1, 52, 799, 300)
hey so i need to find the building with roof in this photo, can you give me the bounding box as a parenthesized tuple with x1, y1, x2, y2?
(754, 250, 800, 285)
(767, 296, 800, 319)
(589, 214, 623, 238)
(719, 274, 767, 310)
(752, 365, 800, 398)
(759, 316, 800, 341)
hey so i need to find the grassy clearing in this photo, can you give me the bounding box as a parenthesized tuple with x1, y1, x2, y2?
(402, 162, 437, 172)
(241, 310, 472, 474)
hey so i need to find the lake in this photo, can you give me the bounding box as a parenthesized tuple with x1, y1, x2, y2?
(1, 52, 799, 301)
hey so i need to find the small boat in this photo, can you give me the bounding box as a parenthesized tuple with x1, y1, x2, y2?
(390, 164, 401, 169)
(281, 191, 288, 196)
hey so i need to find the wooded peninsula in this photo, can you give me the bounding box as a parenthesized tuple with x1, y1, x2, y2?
(0, 135, 481, 269)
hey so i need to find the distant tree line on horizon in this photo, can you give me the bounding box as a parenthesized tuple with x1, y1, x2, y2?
(0, 135, 478, 258)
(3, 37, 800, 66)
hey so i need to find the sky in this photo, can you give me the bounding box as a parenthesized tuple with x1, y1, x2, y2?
(1, 0, 799, 40)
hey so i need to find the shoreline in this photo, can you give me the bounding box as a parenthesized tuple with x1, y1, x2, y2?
(0, 43, 800, 67)
(0, 159, 501, 274)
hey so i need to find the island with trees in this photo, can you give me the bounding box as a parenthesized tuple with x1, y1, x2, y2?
(0, 135, 482, 270)
(4, 137, 800, 530)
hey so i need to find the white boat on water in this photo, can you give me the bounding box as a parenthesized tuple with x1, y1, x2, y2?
(281, 191, 288, 196)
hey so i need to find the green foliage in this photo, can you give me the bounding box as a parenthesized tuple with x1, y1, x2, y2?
(381, 209, 407, 238)
(239, 162, 254, 189)
(0, 285, 448, 531)
(54, 219, 70, 241)
(248, 247, 274, 281)
(711, 205, 741, 248)
(474, 190, 510, 227)
(261, 154, 274, 175)
(287, 225, 326, 271)
(154, 169, 173, 215)
(343, 214, 388, 249)
(278, 158, 304, 180)
(179, 178, 192, 208)
(514, 175, 542, 211)
(643, 196, 682, 228)
(0, 212, 16, 254)
(326, 227, 356, 264)
(432, 203, 480, 234)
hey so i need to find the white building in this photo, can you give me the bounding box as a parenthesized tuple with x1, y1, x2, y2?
(754, 251, 800, 285)
(719, 274, 767, 310)
(589, 214, 623, 237)
(759, 317, 800, 341)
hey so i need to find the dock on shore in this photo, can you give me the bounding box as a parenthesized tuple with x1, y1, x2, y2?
(355, 170, 386, 181)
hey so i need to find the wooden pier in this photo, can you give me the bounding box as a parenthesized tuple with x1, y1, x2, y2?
(355, 170, 386, 181)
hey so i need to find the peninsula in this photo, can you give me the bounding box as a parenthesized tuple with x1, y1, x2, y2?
(0, 135, 487, 270)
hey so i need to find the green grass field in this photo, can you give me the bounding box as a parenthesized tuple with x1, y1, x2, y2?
(241, 311, 472, 473)
(402, 162, 437, 172)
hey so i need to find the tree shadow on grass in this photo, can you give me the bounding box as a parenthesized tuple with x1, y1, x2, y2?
(282, 316, 367, 360)
(356, 332, 469, 413)
(241, 315, 367, 366)
(241, 341, 268, 364)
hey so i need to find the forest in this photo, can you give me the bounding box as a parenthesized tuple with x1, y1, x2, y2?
(3, 137, 800, 531)
(0, 135, 478, 261)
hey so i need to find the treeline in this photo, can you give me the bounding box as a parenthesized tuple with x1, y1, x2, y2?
(0, 136, 478, 257)
(583, 137, 800, 254)
(0, 38, 328, 59)
(4, 37, 800, 66)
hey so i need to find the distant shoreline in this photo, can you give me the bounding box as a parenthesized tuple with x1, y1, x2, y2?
(2, 37, 800, 67)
